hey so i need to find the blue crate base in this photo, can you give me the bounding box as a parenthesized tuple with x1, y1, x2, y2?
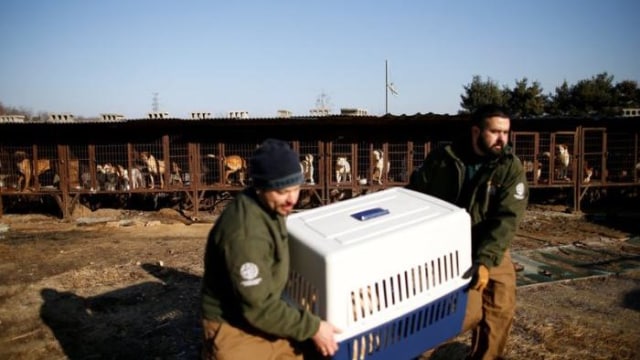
(330, 285, 468, 360)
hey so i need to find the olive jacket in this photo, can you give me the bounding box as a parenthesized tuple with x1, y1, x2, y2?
(407, 142, 529, 268)
(201, 188, 320, 341)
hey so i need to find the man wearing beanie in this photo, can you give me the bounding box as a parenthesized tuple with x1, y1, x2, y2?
(201, 139, 341, 359)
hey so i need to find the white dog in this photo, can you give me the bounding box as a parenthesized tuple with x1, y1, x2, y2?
(300, 154, 314, 184)
(371, 149, 390, 184)
(557, 144, 571, 181)
(335, 156, 352, 183)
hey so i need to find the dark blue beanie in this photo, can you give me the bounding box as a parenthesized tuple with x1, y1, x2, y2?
(250, 139, 304, 190)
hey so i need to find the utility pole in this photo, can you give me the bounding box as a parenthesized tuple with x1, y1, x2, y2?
(385, 60, 398, 115)
(385, 60, 389, 114)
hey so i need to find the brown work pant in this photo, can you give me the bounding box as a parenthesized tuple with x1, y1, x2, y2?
(201, 319, 304, 360)
(462, 251, 516, 360)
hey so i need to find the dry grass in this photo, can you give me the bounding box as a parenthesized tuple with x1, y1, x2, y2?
(1, 208, 639, 359)
(424, 273, 640, 360)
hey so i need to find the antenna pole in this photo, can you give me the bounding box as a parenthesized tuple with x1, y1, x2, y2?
(385, 60, 388, 114)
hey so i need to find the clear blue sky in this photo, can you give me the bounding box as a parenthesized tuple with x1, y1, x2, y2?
(1, 0, 638, 118)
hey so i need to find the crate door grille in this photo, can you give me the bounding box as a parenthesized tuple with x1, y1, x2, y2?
(285, 271, 318, 314)
(346, 289, 463, 359)
(350, 250, 461, 323)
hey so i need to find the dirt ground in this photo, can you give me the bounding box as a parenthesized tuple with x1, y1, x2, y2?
(0, 203, 639, 360)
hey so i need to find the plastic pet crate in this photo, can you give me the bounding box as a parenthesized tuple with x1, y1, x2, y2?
(286, 187, 472, 359)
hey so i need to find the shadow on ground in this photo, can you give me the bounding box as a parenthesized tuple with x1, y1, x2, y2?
(623, 288, 640, 311)
(583, 211, 640, 236)
(418, 341, 470, 359)
(40, 263, 202, 360)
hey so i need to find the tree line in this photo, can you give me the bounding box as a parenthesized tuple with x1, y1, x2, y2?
(459, 72, 640, 117)
(2, 71, 639, 120)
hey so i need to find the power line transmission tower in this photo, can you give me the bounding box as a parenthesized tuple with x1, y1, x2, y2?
(310, 91, 332, 116)
(152, 92, 159, 112)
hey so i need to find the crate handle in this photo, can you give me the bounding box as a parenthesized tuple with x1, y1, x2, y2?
(351, 207, 390, 221)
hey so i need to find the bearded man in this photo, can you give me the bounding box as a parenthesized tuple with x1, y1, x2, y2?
(408, 104, 528, 360)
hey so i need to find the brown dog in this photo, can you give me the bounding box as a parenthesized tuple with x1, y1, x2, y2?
(207, 154, 246, 185)
(15, 151, 51, 191)
(140, 151, 166, 188)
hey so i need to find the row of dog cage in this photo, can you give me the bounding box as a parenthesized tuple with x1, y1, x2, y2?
(1, 128, 639, 218)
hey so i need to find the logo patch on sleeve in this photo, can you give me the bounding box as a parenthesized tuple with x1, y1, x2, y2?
(514, 182, 525, 200)
(239, 262, 262, 286)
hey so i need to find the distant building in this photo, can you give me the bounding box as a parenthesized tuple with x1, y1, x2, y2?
(277, 109, 292, 118)
(622, 108, 640, 117)
(309, 108, 330, 117)
(48, 113, 75, 122)
(100, 113, 126, 121)
(0, 115, 26, 123)
(148, 112, 169, 119)
(228, 111, 249, 119)
(340, 108, 368, 116)
(191, 112, 212, 119)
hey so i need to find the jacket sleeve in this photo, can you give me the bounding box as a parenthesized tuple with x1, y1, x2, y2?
(224, 215, 320, 341)
(407, 151, 443, 194)
(474, 158, 529, 268)
(407, 159, 430, 193)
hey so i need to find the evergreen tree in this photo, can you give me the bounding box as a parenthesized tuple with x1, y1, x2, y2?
(459, 75, 506, 114)
(505, 78, 546, 118)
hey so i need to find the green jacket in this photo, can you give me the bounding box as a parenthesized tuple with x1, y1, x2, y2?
(407, 142, 528, 268)
(201, 188, 320, 341)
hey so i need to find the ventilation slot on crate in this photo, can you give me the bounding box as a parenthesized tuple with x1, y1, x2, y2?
(285, 270, 318, 313)
(345, 289, 464, 360)
(349, 250, 461, 323)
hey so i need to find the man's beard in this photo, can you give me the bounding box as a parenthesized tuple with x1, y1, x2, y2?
(476, 136, 502, 158)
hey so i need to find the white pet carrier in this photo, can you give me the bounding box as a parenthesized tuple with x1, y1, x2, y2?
(286, 187, 472, 359)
